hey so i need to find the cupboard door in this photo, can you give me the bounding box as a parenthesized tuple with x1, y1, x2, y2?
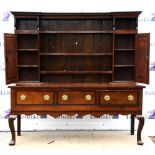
(136, 33, 150, 84)
(4, 33, 17, 84)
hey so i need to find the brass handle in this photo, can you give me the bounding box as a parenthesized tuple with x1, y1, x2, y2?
(128, 95, 134, 101)
(85, 95, 92, 101)
(19, 95, 26, 101)
(104, 95, 110, 101)
(43, 94, 50, 101)
(62, 95, 69, 101)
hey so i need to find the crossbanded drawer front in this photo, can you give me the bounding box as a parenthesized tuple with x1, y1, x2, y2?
(16, 91, 54, 104)
(100, 91, 137, 105)
(58, 92, 95, 104)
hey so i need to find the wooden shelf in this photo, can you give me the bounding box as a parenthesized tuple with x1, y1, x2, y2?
(114, 49, 135, 51)
(114, 30, 137, 34)
(39, 30, 113, 34)
(40, 53, 113, 56)
(114, 65, 135, 67)
(18, 81, 40, 83)
(18, 49, 38, 51)
(16, 30, 38, 34)
(40, 71, 112, 74)
(18, 65, 39, 67)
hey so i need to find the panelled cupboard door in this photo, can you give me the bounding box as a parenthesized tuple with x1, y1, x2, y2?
(136, 33, 150, 84)
(4, 33, 17, 84)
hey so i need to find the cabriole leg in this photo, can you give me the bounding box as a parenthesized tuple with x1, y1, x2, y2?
(136, 115, 145, 145)
(8, 115, 17, 146)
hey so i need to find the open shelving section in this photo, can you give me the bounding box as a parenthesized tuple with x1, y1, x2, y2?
(12, 12, 139, 83)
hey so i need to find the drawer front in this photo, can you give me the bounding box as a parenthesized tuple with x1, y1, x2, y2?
(100, 91, 137, 105)
(16, 91, 54, 104)
(58, 92, 95, 104)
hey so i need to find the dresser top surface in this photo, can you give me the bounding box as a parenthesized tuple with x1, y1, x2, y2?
(8, 82, 145, 89)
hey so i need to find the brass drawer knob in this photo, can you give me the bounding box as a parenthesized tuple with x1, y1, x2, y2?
(128, 95, 134, 101)
(104, 95, 110, 101)
(19, 95, 26, 101)
(44, 94, 50, 101)
(62, 95, 69, 101)
(85, 94, 92, 101)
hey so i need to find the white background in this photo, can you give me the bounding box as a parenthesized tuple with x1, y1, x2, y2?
(0, 0, 155, 135)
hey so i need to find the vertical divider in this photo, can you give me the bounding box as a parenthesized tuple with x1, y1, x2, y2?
(112, 16, 115, 82)
(15, 18, 18, 82)
(37, 16, 40, 82)
(134, 34, 137, 82)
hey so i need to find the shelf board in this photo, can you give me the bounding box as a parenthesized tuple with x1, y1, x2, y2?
(40, 52, 113, 56)
(16, 30, 38, 34)
(39, 30, 113, 34)
(18, 81, 40, 83)
(114, 49, 135, 51)
(15, 30, 137, 34)
(114, 65, 135, 67)
(40, 71, 112, 74)
(114, 30, 137, 34)
(113, 80, 135, 83)
(18, 49, 38, 51)
(18, 65, 39, 67)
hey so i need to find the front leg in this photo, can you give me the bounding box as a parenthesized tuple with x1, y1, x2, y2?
(17, 115, 21, 136)
(136, 115, 144, 145)
(8, 115, 17, 146)
(131, 114, 135, 135)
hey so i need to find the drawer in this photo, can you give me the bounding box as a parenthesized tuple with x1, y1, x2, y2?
(100, 91, 137, 105)
(16, 91, 54, 104)
(58, 92, 95, 104)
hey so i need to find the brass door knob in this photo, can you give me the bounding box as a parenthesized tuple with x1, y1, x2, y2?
(19, 95, 26, 101)
(43, 94, 50, 101)
(104, 95, 110, 101)
(85, 95, 92, 101)
(62, 95, 69, 101)
(128, 95, 134, 101)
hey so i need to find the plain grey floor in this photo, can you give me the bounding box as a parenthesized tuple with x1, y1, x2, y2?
(0, 130, 154, 155)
